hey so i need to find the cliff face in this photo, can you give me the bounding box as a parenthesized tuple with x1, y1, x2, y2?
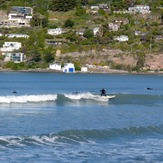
(144, 53, 163, 70)
(60, 49, 163, 71)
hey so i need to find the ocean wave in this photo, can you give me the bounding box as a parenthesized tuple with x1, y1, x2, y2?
(109, 94, 163, 105)
(0, 94, 57, 103)
(0, 93, 110, 104)
(0, 93, 162, 105)
(1, 125, 163, 148)
(64, 92, 109, 102)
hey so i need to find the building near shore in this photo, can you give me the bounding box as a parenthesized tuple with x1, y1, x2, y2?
(63, 63, 75, 73)
(81, 67, 88, 72)
(49, 62, 62, 70)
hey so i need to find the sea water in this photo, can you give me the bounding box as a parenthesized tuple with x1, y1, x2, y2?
(0, 72, 163, 163)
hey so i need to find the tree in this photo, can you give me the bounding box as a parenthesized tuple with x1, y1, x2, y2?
(64, 19, 74, 28)
(50, 0, 77, 12)
(75, 6, 86, 16)
(30, 14, 48, 28)
(81, 0, 88, 5)
(83, 29, 94, 39)
(24, 28, 45, 63)
(44, 47, 54, 63)
(136, 52, 145, 71)
(111, 0, 126, 10)
(98, 9, 106, 16)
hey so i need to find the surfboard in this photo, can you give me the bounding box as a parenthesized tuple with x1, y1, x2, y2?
(100, 95, 116, 99)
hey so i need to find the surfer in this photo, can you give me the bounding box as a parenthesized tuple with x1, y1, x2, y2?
(100, 88, 106, 96)
(146, 87, 153, 90)
(13, 90, 17, 94)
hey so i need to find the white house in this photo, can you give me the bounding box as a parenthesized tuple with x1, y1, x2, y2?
(0, 33, 2, 36)
(48, 28, 65, 36)
(2, 52, 24, 63)
(99, 4, 109, 11)
(91, 5, 99, 10)
(134, 30, 142, 36)
(63, 63, 75, 73)
(128, 5, 150, 14)
(76, 29, 85, 36)
(93, 27, 100, 35)
(0, 42, 22, 52)
(8, 6, 33, 21)
(114, 35, 129, 42)
(108, 23, 120, 31)
(6, 34, 29, 38)
(8, 6, 33, 27)
(90, 5, 99, 14)
(81, 67, 88, 72)
(49, 62, 62, 70)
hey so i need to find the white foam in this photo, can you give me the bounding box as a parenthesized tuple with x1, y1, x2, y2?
(0, 94, 57, 103)
(64, 93, 89, 100)
(64, 93, 108, 102)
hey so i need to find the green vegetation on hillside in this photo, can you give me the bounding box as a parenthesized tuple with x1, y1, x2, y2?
(0, 0, 163, 71)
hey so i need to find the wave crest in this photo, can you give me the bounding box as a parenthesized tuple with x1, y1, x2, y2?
(64, 92, 109, 101)
(0, 94, 57, 103)
(1, 125, 163, 148)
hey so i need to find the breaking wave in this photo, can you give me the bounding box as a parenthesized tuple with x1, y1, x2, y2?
(1, 125, 163, 148)
(0, 94, 58, 103)
(0, 93, 162, 105)
(64, 92, 108, 101)
(0, 92, 109, 104)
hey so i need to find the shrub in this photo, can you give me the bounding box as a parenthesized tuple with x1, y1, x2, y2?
(64, 19, 74, 28)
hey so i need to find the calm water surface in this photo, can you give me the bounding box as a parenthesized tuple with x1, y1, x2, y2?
(0, 72, 163, 163)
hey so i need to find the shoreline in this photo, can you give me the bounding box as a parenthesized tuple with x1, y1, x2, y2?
(0, 68, 163, 75)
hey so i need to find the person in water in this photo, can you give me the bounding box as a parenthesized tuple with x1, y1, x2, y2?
(146, 87, 153, 90)
(100, 88, 106, 96)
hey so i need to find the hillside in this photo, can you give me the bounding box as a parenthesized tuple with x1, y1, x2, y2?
(0, 0, 163, 72)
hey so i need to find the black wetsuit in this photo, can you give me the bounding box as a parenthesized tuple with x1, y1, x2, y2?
(100, 89, 106, 96)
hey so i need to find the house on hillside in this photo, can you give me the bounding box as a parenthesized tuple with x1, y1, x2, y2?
(93, 27, 100, 35)
(114, 18, 129, 25)
(3, 52, 24, 63)
(48, 28, 66, 36)
(99, 4, 109, 11)
(108, 23, 120, 31)
(114, 35, 129, 42)
(0, 42, 24, 62)
(63, 63, 75, 73)
(0, 42, 22, 52)
(90, 5, 99, 14)
(155, 35, 163, 41)
(128, 5, 150, 14)
(90, 4, 109, 13)
(46, 40, 62, 46)
(76, 29, 85, 36)
(5, 34, 29, 38)
(8, 6, 33, 27)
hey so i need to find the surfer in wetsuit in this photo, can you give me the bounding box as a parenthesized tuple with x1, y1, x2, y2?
(100, 88, 106, 96)
(146, 87, 153, 90)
